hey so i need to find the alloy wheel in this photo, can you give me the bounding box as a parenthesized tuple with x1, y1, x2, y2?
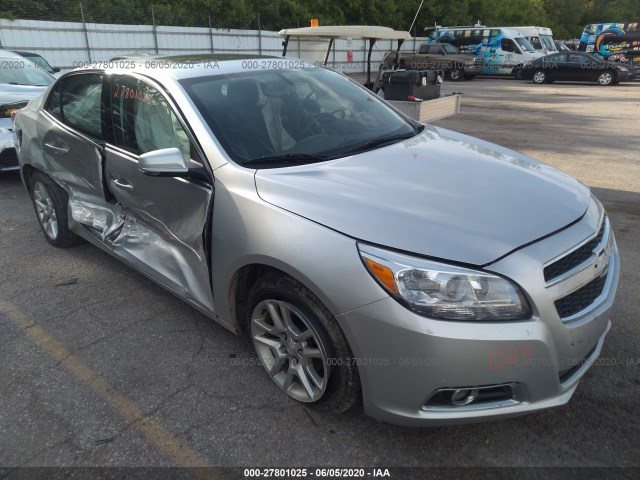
(33, 182, 59, 240)
(533, 71, 546, 84)
(598, 72, 613, 85)
(251, 299, 329, 402)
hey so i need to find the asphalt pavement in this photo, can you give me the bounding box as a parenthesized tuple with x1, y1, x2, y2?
(1, 78, 639, 476)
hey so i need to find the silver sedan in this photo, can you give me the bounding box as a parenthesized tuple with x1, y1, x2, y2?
(13, 56, 619, 425)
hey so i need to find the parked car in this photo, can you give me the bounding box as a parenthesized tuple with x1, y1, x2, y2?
(522, 51, 635, 85)
(0, 50, 54, 173)
(12, 51, 60, 76)
(382, 42, 483, 81)
(554, 40, 571, 52)
(14, 55, 619, 426)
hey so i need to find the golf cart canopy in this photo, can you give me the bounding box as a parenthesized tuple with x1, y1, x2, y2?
(278, 25, 412, 41)
(278, 25, 412, 88)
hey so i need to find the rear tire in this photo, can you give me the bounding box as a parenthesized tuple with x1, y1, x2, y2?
(247, 273, 360, 413)
(597, 70, 615, 86)
(532, 69, 548, 84)
(30, 172, 84, 248)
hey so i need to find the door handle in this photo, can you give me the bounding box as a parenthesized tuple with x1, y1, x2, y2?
(112, 178, 134, 191)
(44, 140, 69, 155)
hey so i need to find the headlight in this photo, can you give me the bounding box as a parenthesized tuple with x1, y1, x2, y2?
(618, 66, 629, 72)
(358, 244, 531, 321)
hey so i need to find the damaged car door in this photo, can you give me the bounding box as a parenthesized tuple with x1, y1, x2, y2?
(40, 72, 123, 237)
(103, 74, 215, 312)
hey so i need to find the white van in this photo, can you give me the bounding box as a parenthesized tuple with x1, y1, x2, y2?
(427, 26, 544, 76)
(512, 26, 558, 54)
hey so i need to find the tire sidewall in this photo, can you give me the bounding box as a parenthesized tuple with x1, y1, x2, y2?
(598, 70, 614, 86)
(246, 273, 360, 413)
(449, 68, 463, 81)
(533, 69, 546, 84)
(29, 172, 82, 248)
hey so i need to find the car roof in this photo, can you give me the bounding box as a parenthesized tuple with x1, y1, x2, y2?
(72, 54, 317, 80)
(0, 49, 26, 59)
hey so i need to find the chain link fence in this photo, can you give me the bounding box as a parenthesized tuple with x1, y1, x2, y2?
(1, 2, 425, 72)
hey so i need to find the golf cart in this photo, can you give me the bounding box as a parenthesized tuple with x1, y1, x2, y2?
(278, 25, 461, 122)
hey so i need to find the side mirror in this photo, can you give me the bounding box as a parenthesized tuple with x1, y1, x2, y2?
(139, 148, 189, 176)
(53, 67, 61, 73)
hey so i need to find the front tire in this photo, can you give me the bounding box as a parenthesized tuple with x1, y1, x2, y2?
(597, 70, 615, 86)
(449, 68, 463, 81)
(247, 273, 360, 413)
(532, 69, 548, 84)
(30, 172, 83, 248)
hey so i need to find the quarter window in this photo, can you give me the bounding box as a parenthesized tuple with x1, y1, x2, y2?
(109, 76, 191, 161)
(45, 74, 104, 139)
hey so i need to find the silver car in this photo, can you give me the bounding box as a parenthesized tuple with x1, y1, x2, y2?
(14, 55, 619, 426)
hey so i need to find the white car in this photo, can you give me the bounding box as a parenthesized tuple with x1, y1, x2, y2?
(1, 50, 54, 172)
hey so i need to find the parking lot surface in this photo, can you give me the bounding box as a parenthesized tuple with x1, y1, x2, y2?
(1, 78, 639, 473)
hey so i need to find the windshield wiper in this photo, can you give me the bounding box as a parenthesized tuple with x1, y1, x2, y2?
(243, 152, 330, 167)
(336, 130, 419, 157)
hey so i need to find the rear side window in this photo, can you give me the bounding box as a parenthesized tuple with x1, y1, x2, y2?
(45, 74, 104, 139)
(109, 76, 191, 161)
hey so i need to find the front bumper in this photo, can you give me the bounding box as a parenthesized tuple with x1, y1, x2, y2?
(337, 205, 619, 426)
(463, 64, 484, 75)
(0, 125, 19, 173)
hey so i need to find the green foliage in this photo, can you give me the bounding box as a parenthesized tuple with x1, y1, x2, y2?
(1, 0, 639, 39)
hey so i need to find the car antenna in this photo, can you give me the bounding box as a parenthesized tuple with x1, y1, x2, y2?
(408, 0, 426, 35)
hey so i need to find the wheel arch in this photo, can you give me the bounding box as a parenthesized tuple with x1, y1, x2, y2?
(227, 261, 344, 337)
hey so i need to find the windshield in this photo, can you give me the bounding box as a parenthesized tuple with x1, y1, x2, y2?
(20, 53, 55, 74)
(0, 57, 54, 86)
(514, 37, 536, 52)
(181, 67, 418, 168)
(539, 35, 555, 51)
(442, 44, 459, 54)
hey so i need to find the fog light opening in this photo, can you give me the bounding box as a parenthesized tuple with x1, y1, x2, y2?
(449, 388, 480, 406)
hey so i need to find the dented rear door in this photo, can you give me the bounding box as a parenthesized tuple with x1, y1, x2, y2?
(38, 72, 124, 237)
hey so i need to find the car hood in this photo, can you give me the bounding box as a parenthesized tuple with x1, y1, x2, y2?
(0, 84, 48, 104)
(254, 125, 590, 265)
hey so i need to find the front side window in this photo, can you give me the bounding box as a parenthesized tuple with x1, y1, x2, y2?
(46, 73, 103, 139)
(529, 37, 543, 50)
(109, 76, 190, 161)
(442, 44, 459, 55)
(501, 39, 520, 54)
(180, 67, 418, 168)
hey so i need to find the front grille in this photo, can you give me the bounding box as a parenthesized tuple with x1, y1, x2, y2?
(544, 218, 606, 282)
(554, 273, 607, 319)
(0, 147, 18, 170)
